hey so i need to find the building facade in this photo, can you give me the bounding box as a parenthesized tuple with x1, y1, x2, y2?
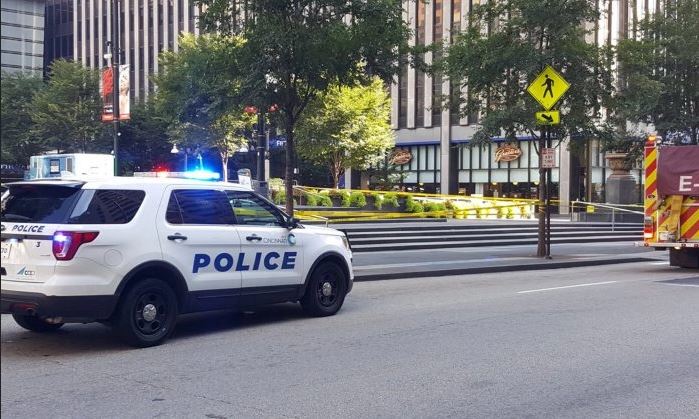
(1, 0, 45, 74)
(388, 0, 653, 206)
(70, 0, 204, 98)
(44, 0, 75, 73)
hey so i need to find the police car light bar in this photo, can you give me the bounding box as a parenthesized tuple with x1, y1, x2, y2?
(133, 170, 221, 180)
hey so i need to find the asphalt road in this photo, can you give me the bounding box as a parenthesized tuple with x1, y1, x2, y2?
(2, 262, 698, 418)
(353, 241, 661, 278)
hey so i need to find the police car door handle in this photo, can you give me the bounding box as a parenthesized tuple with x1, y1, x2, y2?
(167, 234, 188, 241)
(246, 234, 262, 242)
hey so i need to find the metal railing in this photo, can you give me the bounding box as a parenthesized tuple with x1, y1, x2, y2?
(570, 201, 644, 231)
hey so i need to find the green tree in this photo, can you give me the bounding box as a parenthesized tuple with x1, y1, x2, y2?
(118, 99, 175, 173)
(30, 59, 106, 153)
(196, 0, 411, 215)
(0, 72, 45, 165)
(442, 0, 614, 146)
(297, 78, 395, 188)
(442, 0, 614, 257)
(616, 0, 699, 144)
(155, 33, 253, 181)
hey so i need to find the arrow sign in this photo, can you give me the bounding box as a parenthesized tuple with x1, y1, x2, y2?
(536, 110, 560, 125)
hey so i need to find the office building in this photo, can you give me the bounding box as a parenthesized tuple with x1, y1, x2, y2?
(1, 0, 45, 75)
(387, 0, 655, 207)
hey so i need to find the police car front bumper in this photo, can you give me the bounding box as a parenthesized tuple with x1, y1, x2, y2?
(1, 290, 117, 321)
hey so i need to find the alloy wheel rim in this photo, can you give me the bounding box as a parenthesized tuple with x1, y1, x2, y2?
(134, 291, 168, 335)
(316, 272, 339, 307)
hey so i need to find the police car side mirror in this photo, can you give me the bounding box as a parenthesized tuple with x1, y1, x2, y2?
(286, 216, 300, 229)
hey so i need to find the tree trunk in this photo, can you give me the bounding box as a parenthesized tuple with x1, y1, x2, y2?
(221, 152, 228, 182)
(331, 165, 340, 189)
(284, 116, 295, 216)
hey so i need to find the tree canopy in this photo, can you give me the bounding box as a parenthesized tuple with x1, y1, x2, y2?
(616, 0, 699, 145)
(154, 33, 254, 181)
(30, 59, 106, 154)
(196, 0, 411, 214)
(442, 0, 614, 146)
(0, 72, 45, 165)
(297, 77, 395, 188)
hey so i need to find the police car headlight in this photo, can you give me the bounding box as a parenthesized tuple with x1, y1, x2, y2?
(341, 235, 352, 251)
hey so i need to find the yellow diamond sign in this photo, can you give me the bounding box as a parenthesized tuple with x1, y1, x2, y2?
(527, 65, 570, 110)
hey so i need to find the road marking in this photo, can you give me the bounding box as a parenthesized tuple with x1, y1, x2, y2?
(650, 261, 669, 265)
(517, 281, 618, 294)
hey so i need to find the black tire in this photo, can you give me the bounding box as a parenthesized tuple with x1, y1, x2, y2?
(301, 262, 347, 317)
(114, 278, 178, 348)
(12, 314, 64, 332)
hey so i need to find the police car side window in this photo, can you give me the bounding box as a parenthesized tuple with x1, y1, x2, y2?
(68, 190, 146, 224)
(167, 189, 237, 225)
(226, 191, 284, 227)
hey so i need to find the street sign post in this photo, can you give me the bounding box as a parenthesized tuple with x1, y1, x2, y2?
(528, 65, 570, 259)
(527, 65, 570, 110)
(536, 111, 560, 125)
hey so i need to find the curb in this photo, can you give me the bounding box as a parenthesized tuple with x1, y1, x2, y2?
(353, 257, 655, 282)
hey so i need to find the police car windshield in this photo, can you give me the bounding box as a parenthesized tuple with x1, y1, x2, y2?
(1, 184, 82, 224)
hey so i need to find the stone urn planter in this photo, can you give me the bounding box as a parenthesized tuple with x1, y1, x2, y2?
(605, 152, 636, 204)
(605, 152, 633, 175)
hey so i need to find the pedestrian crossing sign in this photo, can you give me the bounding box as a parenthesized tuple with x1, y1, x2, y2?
(527, 65, 570, 111)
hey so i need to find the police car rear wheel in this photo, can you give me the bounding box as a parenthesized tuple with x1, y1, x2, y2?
(301, 262, 347, 317)
(115, 278, 178, 347)
(12, 314, 64, 332)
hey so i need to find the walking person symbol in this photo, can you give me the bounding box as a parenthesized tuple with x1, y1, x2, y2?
(542, 74, 554, 98)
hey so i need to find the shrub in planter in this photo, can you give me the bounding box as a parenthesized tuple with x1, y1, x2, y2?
(424, 202, 447, 218)
(318, 195, 333, 207)
(305, 193, 319, 206)
(349, 191, 367, 208)
(329, 189, 351, 207)
(383, 192, 399, 209)
(405, 197, 424, 213)
(273, 189, 286, 205)
(370, 192, 384, 210)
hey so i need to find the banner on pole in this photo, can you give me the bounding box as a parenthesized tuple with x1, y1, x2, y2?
(118, 64, 130, 120)
(101, 65, 130, 122)
(101, 67, 114, 122)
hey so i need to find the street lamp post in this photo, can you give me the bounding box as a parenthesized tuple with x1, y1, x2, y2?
(109, 0, 121, 175)
(170, 144, 189, 172)
(256, 112, 266, 182)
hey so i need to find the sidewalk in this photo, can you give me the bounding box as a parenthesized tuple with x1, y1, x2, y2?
(353, 248, 665, 282)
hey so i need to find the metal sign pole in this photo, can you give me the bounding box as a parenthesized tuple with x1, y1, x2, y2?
(546, 126, 552, 259)
(112, 0, 120, 176)
(537, 128, 547, 257)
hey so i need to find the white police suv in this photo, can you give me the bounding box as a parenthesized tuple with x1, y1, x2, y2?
(1, 177, 353, 347)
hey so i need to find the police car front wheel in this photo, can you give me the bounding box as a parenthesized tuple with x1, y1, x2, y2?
(114, 278, 178, 348)
(301, 262, 347, 317)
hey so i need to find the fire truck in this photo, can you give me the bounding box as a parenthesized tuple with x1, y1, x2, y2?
(641, 136, 699, 268)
